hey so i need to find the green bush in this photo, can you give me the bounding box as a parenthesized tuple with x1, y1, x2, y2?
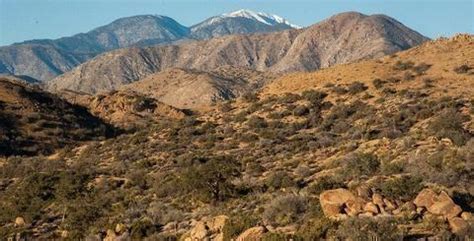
(335, 217, 402, 240)
(339, 153, 380, 179)
(262, 194, 308, 226)
(222, 214, 259, 240)
(377, 175, 423, 201)
(428, 108, 471, 145)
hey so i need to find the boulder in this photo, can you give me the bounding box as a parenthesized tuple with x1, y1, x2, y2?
(14, 217, 25, 227)
(189, 222, 208, 240)
(461, 212, 473, 221)
(448, 217, 469, 235)
(363, 202, 379, 214)
(115, 223, 126, 234)
(413, 189, 437, 208)
(383, 198, 397, 211)
(320, 189, 357, 217)
(236, 226, 266, 241)
(345, 198, 365, 216)
(427, 192, 462, 218)
(414, 189, 462, 219)
(372, 193, 384, 207)
(104, 229, 117, 241)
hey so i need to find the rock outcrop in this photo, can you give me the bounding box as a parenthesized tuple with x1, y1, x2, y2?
(320, 188, 473, 235)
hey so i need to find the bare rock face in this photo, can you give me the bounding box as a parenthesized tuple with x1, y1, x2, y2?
(448, 217, 470, 235)
(48, 12, 428, 95)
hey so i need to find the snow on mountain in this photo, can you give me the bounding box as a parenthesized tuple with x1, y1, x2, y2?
(221, 9, 301, 28)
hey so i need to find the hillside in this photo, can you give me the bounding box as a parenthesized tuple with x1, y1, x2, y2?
(1, 35, 472, 240)
(120, 66, 276, 110)
(0, 77, 115, 156)
(0, 10, 297, 82)
(47, 12, 428, 94)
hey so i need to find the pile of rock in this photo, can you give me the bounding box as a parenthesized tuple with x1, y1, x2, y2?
(183, 215, 229, 241)
(319, 188, 473, 235)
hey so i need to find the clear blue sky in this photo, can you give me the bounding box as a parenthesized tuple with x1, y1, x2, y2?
(0, 0, 473, 46)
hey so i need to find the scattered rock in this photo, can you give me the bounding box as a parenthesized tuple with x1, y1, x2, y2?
(236, 226, 266, 241)
(115, 223, 126, 234)
(372, 193, 384, 207)
(184, 215, 229, 241)
(363, 202, 379, 214)
(461, 212, 473, 221)
(448, 217, 469, 235)
(383, 198, 397, 211)
(104, 229, 117, 241)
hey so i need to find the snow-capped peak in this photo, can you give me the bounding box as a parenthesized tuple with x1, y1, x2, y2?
(220, 9, 301, 29)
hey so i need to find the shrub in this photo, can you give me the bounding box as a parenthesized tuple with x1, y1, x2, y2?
(293, 105, 309, 116)
(377, 175, 423, 201)
(277, 93, 301, 104)
(308, 176, 346, 195)
(347, 82, 368, 94)
(335, 218, 402, 240)
(247, 116, 268, 129)
(393, 60, 414, 71)
(262, 194, 308, 226)
(372, 79, 386, 89)
(428, 108, 471, 145)
(453, 64, 472, 74)
(338, 153, 380, 179)
(242, 92, 259, 102)
(301, 90, 327, 104)
(296, 217, 336, 240)
(222, 214, 259, 240)
(413, 63, 431, 75)
(265, 171, 295, 190)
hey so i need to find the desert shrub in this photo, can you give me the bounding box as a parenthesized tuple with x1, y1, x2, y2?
(247, 116, 268, 129)
(413, 63, 431, 75)
(239, 132, 259, 143)
(403, 71, 415, 81)
(453, 64, 472, 74)
(262, 194, 308, 226)
(393, 60, 414, 71)
(130, 218, 159, 239)
(222, 214, 259, 240)
(301, 90, 327, 104)
(218, 102, 233, 112)
(233, 111, 248, 122)
(428, 108, 470, 145)
(242, 92, 259, 102)
(372, 78, 386, 89)
(293, 105, 309, 116)
(376, 175, 423, 201)
(332, 85, 348, 94)
(335, 218, 402, 240)
(347, 81, 368, 94)
(296, 217, 337, 240)
(277, 93, 301, 104)
(338, 153, 380, 179)
(265, 171, 295, 190)
(308, 176, 346, 195)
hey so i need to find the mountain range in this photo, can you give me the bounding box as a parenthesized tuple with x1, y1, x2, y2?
(47, 12, 428, 95)
(0, 10, 297, 81)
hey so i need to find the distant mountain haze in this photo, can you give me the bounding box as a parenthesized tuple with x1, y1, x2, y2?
(0, 10, 297, 82)
(47, 12, 429, 94)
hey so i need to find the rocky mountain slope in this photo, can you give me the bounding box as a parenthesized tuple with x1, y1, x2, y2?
(0, 10, 297, 82)
(48, 12, 429, 94)
(0, 77, 115, 156)
(119, 66, 276, 110)
(1, 35, 472, 240)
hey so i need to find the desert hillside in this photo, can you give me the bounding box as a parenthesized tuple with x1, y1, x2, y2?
(1, 35, 472, 240)
(0, 77, 116, 156)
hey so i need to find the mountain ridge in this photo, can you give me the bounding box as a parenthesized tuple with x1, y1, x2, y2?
(0, 10, 298, 81)
(47, 12, 429, 95)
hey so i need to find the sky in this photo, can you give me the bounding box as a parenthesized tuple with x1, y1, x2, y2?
(0, 0, 473, 46)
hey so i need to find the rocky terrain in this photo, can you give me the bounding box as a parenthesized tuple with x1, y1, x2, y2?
(47, 12, 428, 94)
(0, 10, 296, 82)
(0, 35, 472, 240)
